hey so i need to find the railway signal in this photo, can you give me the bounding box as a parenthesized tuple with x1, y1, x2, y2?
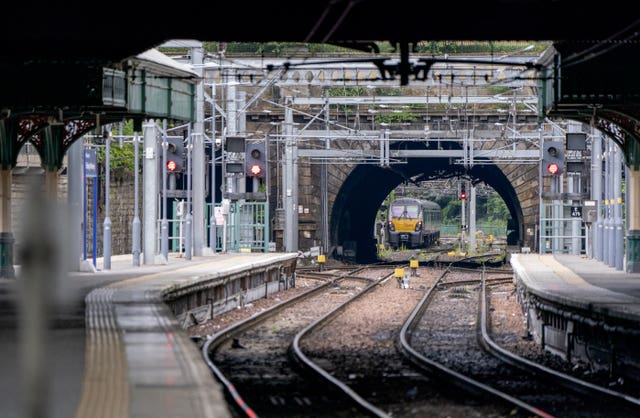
(542, 141, 564, 176)
(166, 137, 184, 173)
(460, 190, 467, 200)
(245, 141, 266, 178)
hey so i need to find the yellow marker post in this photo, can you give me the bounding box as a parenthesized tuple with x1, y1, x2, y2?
(409, 259, 419, 276)
(394, 268, 405, 288)
(317, 254, 326, 271)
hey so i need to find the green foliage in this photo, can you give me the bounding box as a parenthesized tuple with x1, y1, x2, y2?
(415, 40, 549, 55)
(96, 120, 138, 176)
(485, 194, 510, 224)
(441, 199, 462, 223)
(96, 143, 137, 176)
(375, 111, 417, 124)
(326, 86, 368, 96)
(210, 41, 551, 57)
(435, 193, 508, 229)
(374, 88, 402, 96)
(212, 42, 355, 56)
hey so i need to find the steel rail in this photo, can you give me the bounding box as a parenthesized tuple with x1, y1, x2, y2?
(479, 269, 640, 409)
(398, 262, 553, 418)
(201, 274, 373, 417)
(290, 271, 398, 418)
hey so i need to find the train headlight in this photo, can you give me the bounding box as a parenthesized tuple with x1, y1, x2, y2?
(388, 221, 395, 232)
(415, 221, 423, 231)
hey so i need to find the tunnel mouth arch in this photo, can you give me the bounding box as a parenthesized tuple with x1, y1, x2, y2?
(329, 149, 524, 263)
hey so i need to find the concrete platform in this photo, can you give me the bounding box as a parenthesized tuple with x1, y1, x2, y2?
(4, 251, 638, 417)
(510, 253, 640, 379)
(0, 251, 297, 418)
(511, 253, 640, 323)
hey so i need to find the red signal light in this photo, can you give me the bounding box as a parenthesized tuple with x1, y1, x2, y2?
(249, 164, 262, 176)
(167, 160, 177, 172)
(460, 192, 467, 200)
(547, 163, 560, 175)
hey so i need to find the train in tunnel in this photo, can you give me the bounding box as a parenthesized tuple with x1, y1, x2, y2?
(386, 197, 441, 250)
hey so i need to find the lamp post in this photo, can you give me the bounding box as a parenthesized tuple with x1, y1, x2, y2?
(161, 120, 169, 260)
(185, 126, 193, 260)
(103, 131, 112, 269)
(210, 82, 217, 253)
(132, 131, 141, 266)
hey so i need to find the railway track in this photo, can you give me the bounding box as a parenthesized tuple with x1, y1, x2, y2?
(199, 258, 639, 417)
(399, 265, 640, 417)
(202, 267, 386, 417)
(295, 266, 514, 417)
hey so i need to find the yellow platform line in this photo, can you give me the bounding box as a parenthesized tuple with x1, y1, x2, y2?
(75, 288, 128, 418)
(538, 254, 590, 286)
(75, 254, 253, 418)
(108, 254, 252, 288)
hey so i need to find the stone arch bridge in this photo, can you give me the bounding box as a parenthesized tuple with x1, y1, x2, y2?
(252, 101, 550, 262)
(219, 60, 567, 261)
(218, 62, 563, 260)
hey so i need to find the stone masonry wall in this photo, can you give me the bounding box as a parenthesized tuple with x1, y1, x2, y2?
(11, 167, 137, 260)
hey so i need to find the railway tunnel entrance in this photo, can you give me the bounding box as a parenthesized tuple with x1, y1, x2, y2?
(329, 144, 524, 263)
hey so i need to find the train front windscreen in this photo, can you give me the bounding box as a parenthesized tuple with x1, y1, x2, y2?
(390, 204, 419, 218)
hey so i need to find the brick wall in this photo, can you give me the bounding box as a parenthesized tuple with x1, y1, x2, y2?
(11, 166, 138, 259)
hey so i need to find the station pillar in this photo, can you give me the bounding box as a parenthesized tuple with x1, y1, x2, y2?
(0, 169, 14, 278)
(627, 166, 640, 272)
(0, 118, 18, 278)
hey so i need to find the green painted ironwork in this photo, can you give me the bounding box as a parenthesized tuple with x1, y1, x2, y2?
(128, 69, 195, 121)
(624, 136, 640, 171)
(626, 230, 640, 273)
(208, 201, 270, 252)
(0, 118, 19, 170)
(41, 125, 66, 172)
(0, 232, 15, 278)
(102, 68, 127, 107)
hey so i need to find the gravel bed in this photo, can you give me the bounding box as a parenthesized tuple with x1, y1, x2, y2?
(189, 276, 324, 337)
(189, 263, 636, 415)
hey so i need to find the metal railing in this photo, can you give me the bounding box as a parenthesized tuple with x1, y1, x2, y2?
(539, 202, 586, 254)
(207, 201, 269, 252)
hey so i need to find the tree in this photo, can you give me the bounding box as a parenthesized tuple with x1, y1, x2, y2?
(486, 195, 509, 223)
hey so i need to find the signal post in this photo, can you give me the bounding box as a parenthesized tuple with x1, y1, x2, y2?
(540, 138, 565, 253)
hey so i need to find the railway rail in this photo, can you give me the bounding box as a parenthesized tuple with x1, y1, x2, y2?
(196, 257, 639, 417)
(399, 265, 640, 417)
(201, 267, 388, 417)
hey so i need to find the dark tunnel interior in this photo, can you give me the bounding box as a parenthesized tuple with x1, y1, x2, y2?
(329, 142, 523, 263)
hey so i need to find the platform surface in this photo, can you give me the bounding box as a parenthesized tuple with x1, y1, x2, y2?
(4, 251, 638, 417)
(510, 253, 640, 322)
(0, 251, 297, 418)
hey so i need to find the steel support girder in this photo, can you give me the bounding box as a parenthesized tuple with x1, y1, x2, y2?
(298, 148, 538, 159)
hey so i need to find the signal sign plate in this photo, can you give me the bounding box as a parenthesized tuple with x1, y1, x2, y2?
(571, 206, 582, 218)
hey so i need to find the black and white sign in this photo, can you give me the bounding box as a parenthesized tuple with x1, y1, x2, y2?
(571, 206, 582, 218)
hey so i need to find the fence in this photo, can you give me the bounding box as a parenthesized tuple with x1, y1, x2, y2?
(207, 201, 270, 252)
(539, 202, 586, 254)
